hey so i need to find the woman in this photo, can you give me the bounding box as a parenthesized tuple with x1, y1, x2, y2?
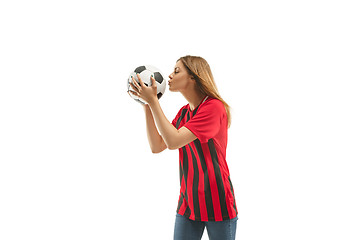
(129, 55, 238, 240)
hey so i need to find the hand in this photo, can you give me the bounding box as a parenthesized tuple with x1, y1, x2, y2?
(128, 73, 158, 105)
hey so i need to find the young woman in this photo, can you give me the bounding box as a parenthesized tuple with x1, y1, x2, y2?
(129, 55, 238, 240)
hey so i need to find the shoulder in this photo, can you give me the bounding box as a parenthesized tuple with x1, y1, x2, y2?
(204, 97, 223, 106)
(200, 97, 225, 113)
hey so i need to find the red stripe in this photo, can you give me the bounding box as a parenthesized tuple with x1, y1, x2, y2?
(178, 193, 186, 215)
(178, 148, 187, 216)
(178, 203, 186, 215)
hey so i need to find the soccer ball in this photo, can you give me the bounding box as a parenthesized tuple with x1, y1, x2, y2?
(127, 65, 166, 104)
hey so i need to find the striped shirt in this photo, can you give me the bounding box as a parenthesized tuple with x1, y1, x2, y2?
(171, 97, 238, 221)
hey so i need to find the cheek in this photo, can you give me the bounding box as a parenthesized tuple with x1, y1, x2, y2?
(173, 78, 185, 89)
(175, 75, 187, 85)
(171, 73, 191, 91)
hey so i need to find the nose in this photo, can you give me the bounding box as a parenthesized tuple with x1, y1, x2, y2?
(168, 73, 173, 79)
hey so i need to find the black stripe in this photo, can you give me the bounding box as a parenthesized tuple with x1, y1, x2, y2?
(189, 144, 201, 221)
(187, 111, 190, 122)
(192, 96, 207, 116)
(176, 109, 188, 129)
(229, 176, 238, 214)
(192, 106, 199, 116)
(184, 206, 191, 218)
(177, 194, 184, 212)
(182, 147, 189, 189)
(179, 156, 183, 187)
(194, 139, 215, 221)
(208, 139, 229, 220)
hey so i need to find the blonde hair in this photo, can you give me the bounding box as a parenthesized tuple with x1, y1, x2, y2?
(178, 55, 232, 127)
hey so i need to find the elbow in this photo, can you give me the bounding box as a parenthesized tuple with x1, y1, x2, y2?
(166, 138, 184, 150)
(167, 142, 180, 150)
(150, 144, 167, 154)
(168, 146, 177, 150)
(151, 148, 162, 154)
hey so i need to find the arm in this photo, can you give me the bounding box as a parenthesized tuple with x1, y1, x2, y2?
(130, 75, 197, 150)
(143, 104, 167, 153)
(148, 99, 197, 150)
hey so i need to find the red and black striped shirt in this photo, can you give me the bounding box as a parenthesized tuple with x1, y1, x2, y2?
(171, 97, 238, 222)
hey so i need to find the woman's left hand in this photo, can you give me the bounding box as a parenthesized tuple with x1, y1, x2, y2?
(128, 74, 158, 105)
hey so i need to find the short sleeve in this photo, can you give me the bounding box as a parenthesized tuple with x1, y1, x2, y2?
(184, 99, 226, 143)
(171, 114, 178, 127)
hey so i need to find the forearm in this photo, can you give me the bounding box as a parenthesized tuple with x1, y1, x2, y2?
(143, 105, 166, 153)
(148, 99, 179, 149)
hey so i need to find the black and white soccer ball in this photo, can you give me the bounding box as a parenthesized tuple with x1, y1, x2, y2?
(127, 65, 166, 104)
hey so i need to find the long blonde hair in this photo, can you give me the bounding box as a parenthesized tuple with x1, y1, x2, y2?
(178, 55, 231, 127)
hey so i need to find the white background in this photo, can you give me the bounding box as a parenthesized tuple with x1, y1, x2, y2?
(1, 0, 359, 239)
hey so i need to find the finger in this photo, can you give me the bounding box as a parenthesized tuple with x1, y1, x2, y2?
(128, 90, 139, 97)
(150, 75, 156, 87)
(131, 76, 141, 90)
(137, 73, 145, 87)
(129, 81, 139, 92)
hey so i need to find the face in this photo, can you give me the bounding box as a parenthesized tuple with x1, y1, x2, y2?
(168, 60, 195, 92)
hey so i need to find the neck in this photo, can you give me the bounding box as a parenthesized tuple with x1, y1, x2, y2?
(181, 90, 206, 111)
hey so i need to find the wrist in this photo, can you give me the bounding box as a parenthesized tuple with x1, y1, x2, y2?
(143, 103, 150, 110)
(147, 97, 158, 107)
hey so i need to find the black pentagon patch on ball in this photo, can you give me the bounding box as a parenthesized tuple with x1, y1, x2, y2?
(134, 66, 146, 74)
(157, 92, 163, 99)
(153, 72, 163, 84)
